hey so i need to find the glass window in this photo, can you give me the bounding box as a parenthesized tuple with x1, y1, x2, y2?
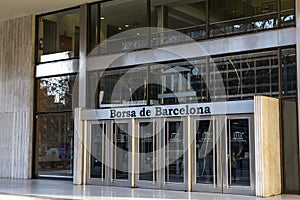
(36, 75, 76, 112)
(149, 59, 207, 105)
(37, 8, 80, 63)
(87, 49, 296, 107)
(88, 0, 148, 54)
(151, 0, 206, 40)
(210, 51, 279, 100)
(89, 3, 100, 52)
(94, 66, 148, 108)
(209, 0, 278, 37)
(282, 48, 297, 96)
(35, 112, 74, 177)
(280, 0, 295, 26)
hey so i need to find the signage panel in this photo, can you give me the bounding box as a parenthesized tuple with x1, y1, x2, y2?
(81, 100, 254, 120)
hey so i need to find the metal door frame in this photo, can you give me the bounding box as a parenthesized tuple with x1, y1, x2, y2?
(108, 119, 133, 187)
(161, 117, 188, 191)
(86, 120, 109, 185)
(191, 116, 223, 193)
(222, 114, 255, 195)
(134, 118, 161, 189)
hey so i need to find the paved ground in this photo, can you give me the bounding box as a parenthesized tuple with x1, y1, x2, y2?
(0, 179, 299, 200)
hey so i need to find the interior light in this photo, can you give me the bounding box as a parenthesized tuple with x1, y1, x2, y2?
(118, 27, 122, 30)
(100, 17, 105, 20)
(125, 24, 130, 28)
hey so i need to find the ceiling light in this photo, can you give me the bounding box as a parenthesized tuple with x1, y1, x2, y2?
(100, 17, 105, 20)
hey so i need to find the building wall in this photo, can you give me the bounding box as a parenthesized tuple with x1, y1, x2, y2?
(0, 16, 34, 178)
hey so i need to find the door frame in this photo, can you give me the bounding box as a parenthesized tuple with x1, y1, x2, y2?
(222, 114, 255, 195)
(86, 120, 109, 185)
(134, 118, 161, 189)
(191, 116, 223, 193)
(108, 119, 133, 187)
(161, 117, 188, 191)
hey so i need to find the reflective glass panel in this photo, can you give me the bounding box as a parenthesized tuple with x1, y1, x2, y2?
(209, 0, 278, 37)
(149, 59, 207, 105)
(228, 119, 250, 186)
(139, 122, 156, 181)
(36, 112, 73, 177)
(37, 8, 80, 63)
(280, 0, 295, 26)
(36, 75, 76, 112)
(90, 123, 106, 179)
(151, 0, 206, 40)
(196, 120, 215, 184)
(282, 48, 296, 96)
(89, 0, 147, 54)
(210, 51, 279, 100)
(113, 123, 129, 180)
(95, 66, 147, 108)
(165, 121, 184, 183)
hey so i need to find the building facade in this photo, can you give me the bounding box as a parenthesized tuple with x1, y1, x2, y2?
(0, 0, 299, 197)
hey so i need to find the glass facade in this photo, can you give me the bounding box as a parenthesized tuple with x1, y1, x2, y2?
(209, 0, 278, 37)
(37, 8, 80, 63)
(34, 0, 298, 192)
(35, 112, 73, 177)
(36, 75, 76, 112)
(87, 48, 296, 108)
(35, 74, 76, 177)
(88, 0, 148, 52)
(88, 0, 295, 54)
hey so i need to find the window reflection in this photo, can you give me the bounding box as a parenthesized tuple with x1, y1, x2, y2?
(209, 0, 279, 37)
(37, 8, 80, 63)
(87, 0, 295, 53)
(37, 75, 76, 112)
(149, 60, 207, 105)
(210, 51, 279, 100)
(151, 0, 206, 40)
(96, 67, 148, 108)
(280, 0, 295, 27)
(282, 48, 296, 96)
(87, 48, 296, 108)
(36, 113, 73, 177)
(88, 0, 147, 53)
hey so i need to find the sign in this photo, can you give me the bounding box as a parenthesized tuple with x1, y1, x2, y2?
(109, 104, 211, 119)
(81, 100, 254, 120)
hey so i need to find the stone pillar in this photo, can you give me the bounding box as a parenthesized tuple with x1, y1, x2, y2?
(254, 96, 281, 197)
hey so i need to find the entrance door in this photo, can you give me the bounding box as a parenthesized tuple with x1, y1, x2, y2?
(87, 121, 108, 184)
(162, 118, 188, 190)
(192, 115, 255, 195)
(223, 115, 255, 195)
(135, 119, 159, 188)
(110, 120, 132, 186)
(86, 120, 132, 186)
(192, 117, 222, 193)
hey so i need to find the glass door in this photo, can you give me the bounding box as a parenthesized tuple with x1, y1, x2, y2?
(162, 118, 187, 190)
(192, 117, 222, 193)
(110, 120, 132, 186)
(87, 121, 108, 184)
(135, 119, 159, 188)
(191, 115, 255, 195)
(223, 115, 255, 195)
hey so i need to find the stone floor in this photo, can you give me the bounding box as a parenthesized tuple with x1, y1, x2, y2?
(0, 179, 299, 200)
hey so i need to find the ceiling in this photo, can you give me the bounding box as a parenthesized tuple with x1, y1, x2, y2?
(0, 0, 99, 22)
